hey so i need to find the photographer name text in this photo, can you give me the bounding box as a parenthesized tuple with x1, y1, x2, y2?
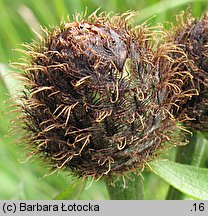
(2, 202, 100, 213)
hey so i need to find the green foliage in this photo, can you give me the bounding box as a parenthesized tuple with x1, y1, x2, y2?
(54, 179, 86, 200)
(0, 0, 207, 200)
(151, 160, 208, 200)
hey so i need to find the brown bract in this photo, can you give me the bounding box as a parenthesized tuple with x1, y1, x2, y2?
(166, 10, 208, 131)
(14, 12, 187, 178)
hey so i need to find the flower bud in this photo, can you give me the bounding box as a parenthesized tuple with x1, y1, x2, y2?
(16, 12, 185, 178)
(166, 11, 208, 130)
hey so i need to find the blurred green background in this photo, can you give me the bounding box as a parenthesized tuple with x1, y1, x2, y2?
(0, 0, 207, 199)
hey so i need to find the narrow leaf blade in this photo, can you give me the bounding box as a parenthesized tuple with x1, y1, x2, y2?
(150, 160, 208, 200)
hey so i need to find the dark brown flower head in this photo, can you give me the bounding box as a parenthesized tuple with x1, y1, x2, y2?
(167, 11, 208, 130)
(16, 12, 184, 178)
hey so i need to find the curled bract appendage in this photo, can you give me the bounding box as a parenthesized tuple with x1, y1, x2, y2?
(166, 11, 208, 131)
(15, 12, 188, 178)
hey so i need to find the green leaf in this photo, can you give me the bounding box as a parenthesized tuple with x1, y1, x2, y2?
(136, 0, 208, 22)
(166, 131, 207, 200)
(150, 160, 208, 200)
(54, 178, 86, 200)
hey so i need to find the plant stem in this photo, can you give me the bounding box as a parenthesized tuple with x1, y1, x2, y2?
(166, 130, 206, 200)
(105, 172, 144, 200)
(199, 132, 208, 167)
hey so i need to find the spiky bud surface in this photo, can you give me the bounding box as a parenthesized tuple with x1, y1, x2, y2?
(167, 11, 208, 131)
(16, 13, 185, 178)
